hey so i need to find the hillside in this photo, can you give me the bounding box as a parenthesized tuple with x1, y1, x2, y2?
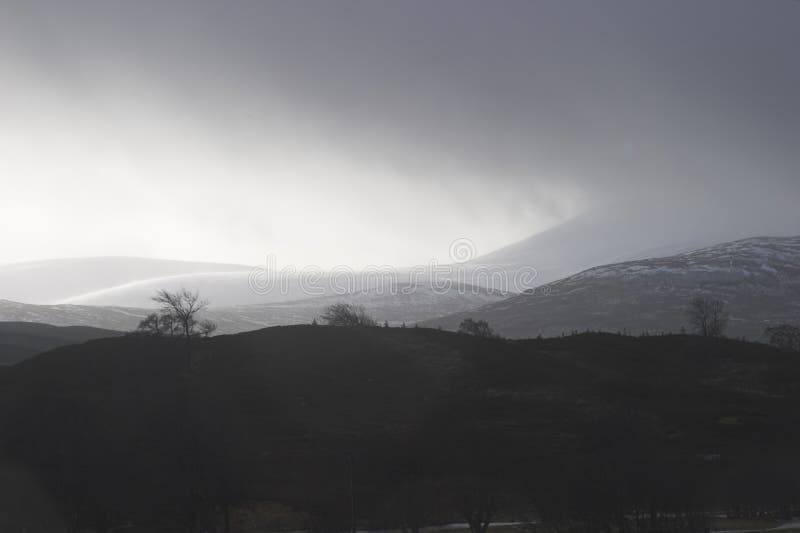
(0, 204, 766, 308)
(425, 236, 800, 339)
(1, 326, 799, 531)
(0, 283, 506, 334)
(0, 299, 149, 331)
(210, 283, 506, 332)
(463, 205, 741, 288)
(0, 321, 122, 365)
(0, 257, 251, 305)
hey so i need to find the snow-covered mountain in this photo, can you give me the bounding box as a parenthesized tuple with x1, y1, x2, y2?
(423, 236, 800, 340)
(463, 201, 800, 289)
(3, 199, 795, 310)
(0, 257, 252, 305)
(0, 257, 504, 308)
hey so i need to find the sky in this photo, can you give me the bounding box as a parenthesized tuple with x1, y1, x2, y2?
(0, 0, 798, 268)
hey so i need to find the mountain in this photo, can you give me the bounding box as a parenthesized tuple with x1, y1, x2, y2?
(1, 327, 799, 531)
(464, 201, 800, 290)
(2, 204, 781, 307)
(0, 283, 506, 334)
(423, 236, 800, 340)
(0, 257, 504, 309)
(0, 322, 122, 365)
(0, 257, 252, 305)
(208, 283, 506, 332)
(0, 300, 149, 331)
(468, 212, 703, 287)
(60, 270, 287, 307)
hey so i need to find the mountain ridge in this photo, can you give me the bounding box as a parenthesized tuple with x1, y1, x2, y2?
(0, 281, 507, 335)
(422, 235, 800, 339)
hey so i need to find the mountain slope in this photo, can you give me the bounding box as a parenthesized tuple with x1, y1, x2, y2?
(209, 283, 506, 332)
(0, 283, 507, 334)
(0, 257, 506, 309)
(465, 206, 732, 288)
(465, 195, 800, 290)
(0, 322, 122, 365)
(424, 236, 800, 339)
(0, 300, 149, 331)
(0, 257, 252, 305)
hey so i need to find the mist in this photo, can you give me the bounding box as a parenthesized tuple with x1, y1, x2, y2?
(1, 0, 798, 267)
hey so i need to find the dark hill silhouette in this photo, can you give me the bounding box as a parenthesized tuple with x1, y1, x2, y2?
(1, 326, 799, 532)
(0, 321, 122, 365)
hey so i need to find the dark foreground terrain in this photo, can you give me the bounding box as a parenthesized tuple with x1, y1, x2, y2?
(0, 321, 122, 365)
(1, 326, 799, 532)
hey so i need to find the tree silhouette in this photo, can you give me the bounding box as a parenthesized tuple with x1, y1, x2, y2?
(321, 303, 376, 327)
(687, 296, 727, 337)
(152, 289, 210, 339)
(765, 324, 800, 351)
(458, 318, 498, 338)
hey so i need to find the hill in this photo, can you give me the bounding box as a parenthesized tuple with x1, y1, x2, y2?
(0, 321, 122, 365)
(463, 205, 737, 288)
(0, 257, 251, 305)
(209, 283, 506, 332)
(424, 236, 800, 339)
(0, 299, 149, 332)
(1, 326, 799, 532)
(0, 283, 506, 334)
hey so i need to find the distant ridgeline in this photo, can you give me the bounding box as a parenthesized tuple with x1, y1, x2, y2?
(424, 236, 800, 340)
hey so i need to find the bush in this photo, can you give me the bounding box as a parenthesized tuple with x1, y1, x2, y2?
(458, 318, 498, 338)
(320, 303, 377, 327)
(765, 324, 800, 351)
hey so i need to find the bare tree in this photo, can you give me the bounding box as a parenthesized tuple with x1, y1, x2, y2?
(321, 303, 377, 327)
(765, 324, 800, 351)
(458, 318, 498, 339)
(132, 313, 163, 336)
(132, 290, 217, 341)
(152, 289, 208, 339)
(160, 313, 178, 336)
(454, 477, 499, 533)
(197, 319, 217, 338)
(687, 296, 728, 337)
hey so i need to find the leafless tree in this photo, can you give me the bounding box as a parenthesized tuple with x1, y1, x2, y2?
(197, 319, 217, 338)
(687, 296, 728, 337)
(458, 318, 498, 338)
(132, 313, 163, 336)
(160, 313, 178, 336)
(765, 324, 800, 351)
(455, 479, 499, 533)
(321, 303, 377, 327)
(150, 289, 213, 339)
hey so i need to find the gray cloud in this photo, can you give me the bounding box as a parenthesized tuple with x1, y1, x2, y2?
(1, 0, 798, 265)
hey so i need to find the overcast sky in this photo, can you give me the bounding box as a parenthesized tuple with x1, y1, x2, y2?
(1, 0, 798, 268)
